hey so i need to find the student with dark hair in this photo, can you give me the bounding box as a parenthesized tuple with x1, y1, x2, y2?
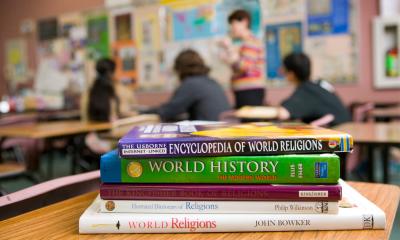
(219, 9, 266, 109)
(88, 58, 120, 122)
(145, 49, 230, 121)
(278, 52, 351, 126)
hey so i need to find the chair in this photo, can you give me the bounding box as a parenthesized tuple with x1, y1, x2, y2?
(0, 170, 100, 220)
(0, 114, 41, 184)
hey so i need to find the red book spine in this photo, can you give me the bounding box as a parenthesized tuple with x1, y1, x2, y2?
(100, 184, 342, 201)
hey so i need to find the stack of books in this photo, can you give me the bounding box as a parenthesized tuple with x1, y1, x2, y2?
(79, 122, 386, 234)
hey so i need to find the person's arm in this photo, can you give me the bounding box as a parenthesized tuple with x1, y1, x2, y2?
(277, 106, 291, 120)
(155, 82, 198, 121)
(218, 38, 240, 64)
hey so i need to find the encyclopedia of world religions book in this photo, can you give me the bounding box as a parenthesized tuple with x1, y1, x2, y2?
(101, 150, 340, 184)
(79, 180, 385, 233)
(118, 122, 353, 158)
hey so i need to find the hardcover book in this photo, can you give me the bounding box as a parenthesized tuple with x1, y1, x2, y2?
(118, 122, 353, 158)
(101, 150, 340, 184)
(79, 180, 386, 233)
(99, 199, 338, 214)
(100, 183, 342, 201)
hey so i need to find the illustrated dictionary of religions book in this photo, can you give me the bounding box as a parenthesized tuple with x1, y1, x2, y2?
(100, 150, 340, 184)
(79, 180, 385, 233)
(118, 122, 353, 158)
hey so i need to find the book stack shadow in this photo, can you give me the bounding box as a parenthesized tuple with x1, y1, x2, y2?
(79, 122, 386, 234)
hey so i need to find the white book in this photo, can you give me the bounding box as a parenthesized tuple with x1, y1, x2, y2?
(100, 199, 338, 214)
(79, 180, 386, 233)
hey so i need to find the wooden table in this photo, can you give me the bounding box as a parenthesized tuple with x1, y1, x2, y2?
(369, 106, 400, 121)
(335, 122, 400, 183)
(0, 181, 398, 240)
(235, 106, 279, 121)
(0, 115, 159, 179)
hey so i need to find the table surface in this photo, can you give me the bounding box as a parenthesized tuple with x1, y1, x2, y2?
(234, 106, 279, 119)
(0, 181, 398, 240)
(335, 122, 400, 144)
(0, 114, 160, 139)
(369, 106, 400, 118)
(0, 120, 112, 139)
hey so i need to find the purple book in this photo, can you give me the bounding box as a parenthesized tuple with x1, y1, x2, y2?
(118, 122, 353, 158)
(100, 183, 342, 201)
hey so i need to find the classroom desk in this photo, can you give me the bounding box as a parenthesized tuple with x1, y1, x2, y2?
(0, 181, 398, 240)
(0, 120, 111, 139)
(369, 106, 400, 121)
(335, 122, 400, 183)
(0, 121, 112, 180)
(0, 115, 159, 179)
(234, 106, 279, 121)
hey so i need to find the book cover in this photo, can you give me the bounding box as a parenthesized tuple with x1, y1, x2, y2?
(99, 199, 338, 214)
(79, 180, 386, 233)
(100, 183, 342, 201)
(118, 122, 353, 158)
(101, 150, 340, 184)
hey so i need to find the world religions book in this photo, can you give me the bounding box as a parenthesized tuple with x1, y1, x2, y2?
(101, 150, 340, 184)
(100, 183, 342, 201)
(79, 180, 386, 233)
(99, 199, 338, 214)
(118, 122, 353, 158)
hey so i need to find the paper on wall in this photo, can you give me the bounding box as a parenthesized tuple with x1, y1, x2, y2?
(34, 57, 69, 94)
(5, 38, 29, 89)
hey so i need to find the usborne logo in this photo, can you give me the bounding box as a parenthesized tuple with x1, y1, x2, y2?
(127, 161, 143, 178)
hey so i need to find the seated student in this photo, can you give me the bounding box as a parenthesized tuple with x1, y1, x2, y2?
(278, 52, 351, 126)
(145, 49, 231, 121)
(85, 58, 121, 154)
(88, 58, 120, 122)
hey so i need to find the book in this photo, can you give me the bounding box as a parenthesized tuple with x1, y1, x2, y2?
(79, 180, 386, 233)
(99, 199, 338, 214)
(101, 150, 340, 184)
(118, 122, 353, 158)
(100, 183, 342, 201)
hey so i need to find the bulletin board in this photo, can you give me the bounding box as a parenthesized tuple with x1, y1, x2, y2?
(261, 0, 358, 87)
(35, 12, 87, 94)
(5, 0, 360, 100)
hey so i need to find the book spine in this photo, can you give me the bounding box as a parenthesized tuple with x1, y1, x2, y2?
(79, 211, 385, 233)
(118, 136, 352, 158)
(101, 152, 340, 184)
(100, 184, 342, 201)
(99, 199, 338, 214)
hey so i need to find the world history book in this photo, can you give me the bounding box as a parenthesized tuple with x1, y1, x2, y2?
(101, 150, 340, 184)
(99, 199, 338, 214)
(118, 122, 353, 158)
(100, 183, 342, 201)
(79, 180, 386, 233)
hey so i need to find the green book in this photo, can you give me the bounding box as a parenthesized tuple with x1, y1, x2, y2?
(101, 150, 340, 184)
